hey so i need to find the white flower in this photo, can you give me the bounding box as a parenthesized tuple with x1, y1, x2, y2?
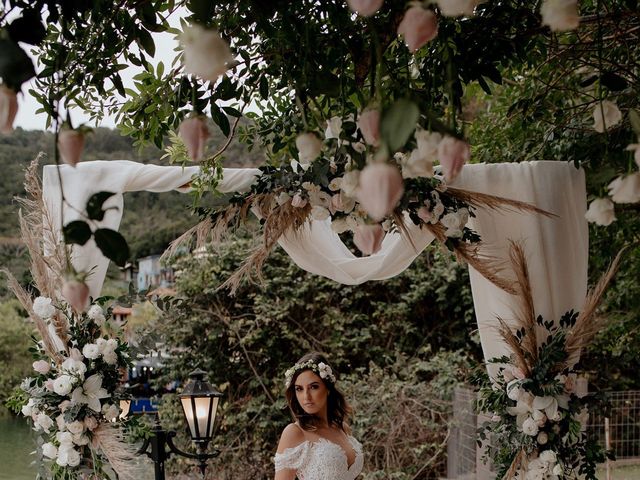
(325, 116, 342, 139)
(21, 398, 36, 417)
(328, 178, 343, 192)
(180, 24, 233, 83)
(309, 191, 332, 208)
(626, 143, 640, 168)
(35, 412, 54, 433)
(585, 198, 616, 225)
(53, 375, 76, 396)
(532, 396, 558, 420)
(331, 217, 350, 234)
(32, 359, 51, 375)
(341, 171, 360, 197)
(539, 450, 557, 464)
(56, 431, 74, 446)
(72, 433, 90, 446)
(540, 0, 580, 31)
(311, 206, 331, 221)
(87, 305, 106, 324)
(436, 0, 480, 17)
(66, 420, 85, 435)
(537, 432, 548, 445)
(42, 442, 58, 460)
(57, 444, 81, 467)
(401, 148, 434, 179)
(56, 414, 66, 431)
(607, 173, 640, 204)
(296, 132, 323, 166)
(593, 101, 622, 133)
(507, 380, 522, 401)
(440, 208, 469, 238)
(522, 417, 539, 436)
(276, 192, 291, 206)
(71, 374, 110, 412)
(352, 142, 366, 153)
(82, 343, 101, 360)
(33, 297, 56, 319)
(102, 403, 120, 421)
(552, 464, 563, 476)
(416, 130, 442, 163)
(61, 356, 87, 377)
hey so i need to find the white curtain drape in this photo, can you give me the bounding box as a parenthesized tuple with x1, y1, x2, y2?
(42, 160, 588, 368)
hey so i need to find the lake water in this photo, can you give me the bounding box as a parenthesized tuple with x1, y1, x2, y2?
(0, 415, 37, 480)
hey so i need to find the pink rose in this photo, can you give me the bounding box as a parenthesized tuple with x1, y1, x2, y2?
(346, 0, 384, 17)
(84, 416, 99, 431)
(357, 109, 381, 147)
(33, 360, 51, 375)
(58, 129, 85, 167)
(62, 279, 90, 313)
(357, 163, 404, 221)
(417, 206, 433, 223)
(179, 116, 210, 161)
(291, 193, 308, 208)
(398, 7, 438, 53)
(437, 136, 470, 182)
(0, 85, 18, 134)
(511, 366, 526, 380)
(44, 379, 55, 391)
(353, 224, 385, 256)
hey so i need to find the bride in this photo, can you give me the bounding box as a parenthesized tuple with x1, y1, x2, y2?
(274, 352, 364, 480)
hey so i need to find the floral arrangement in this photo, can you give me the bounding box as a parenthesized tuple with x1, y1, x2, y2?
(474, 242, 622, 480)
(3, 160, 142, 480)
(285, 360, 336, 388)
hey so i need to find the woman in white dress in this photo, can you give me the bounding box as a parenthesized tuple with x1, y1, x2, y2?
(274, 352, 364, 480)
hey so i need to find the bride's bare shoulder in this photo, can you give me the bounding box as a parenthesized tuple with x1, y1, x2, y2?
(277, 423, 306, 453)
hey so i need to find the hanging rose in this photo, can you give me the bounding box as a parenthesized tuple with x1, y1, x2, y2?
(398, 7, 438, 53)
(437, 136, 470, 182)
(179, 115, 210, 161)
(435, 0, 480, 17)
(180, 24, 234, 83)
(625, 143, 640, 167)
(324, 116, 342, 139)
(62, 278, 90, 313)
(357, 109, 381, 147)
(353, 224, 385, 255)
(296, 132, 323, 167)
(584, 198, 616, 226)
(58, 128, 86, 167)
(592, 100, 622, 133)
(540, 0, 580, 32)
(607, 173, 640, 204)
(357, 163, 404, 221)
(0, 85, 18, 134)
(346, 0, 383, 17)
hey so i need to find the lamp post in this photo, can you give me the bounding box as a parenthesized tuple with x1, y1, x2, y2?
(136, 369, 223, 480)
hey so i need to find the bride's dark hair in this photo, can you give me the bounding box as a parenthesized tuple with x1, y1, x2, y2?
(285, 352, 352, 431)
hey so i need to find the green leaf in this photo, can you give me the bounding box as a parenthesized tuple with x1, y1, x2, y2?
(62, 221, 92, 246)
(136, 27, 156, 57)
(211, 103, 231, 137)
(86, 191, 117, 221)
(629, 110, 640, 136)
(600, 72, 627, 92)
(259, 76, 269, 99)
(222, 106, 242, 117)
(380, 99, 420, 153)
(94, 229, 130, 267)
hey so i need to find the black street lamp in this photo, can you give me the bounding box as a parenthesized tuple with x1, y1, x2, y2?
(137, 369, 223, 480)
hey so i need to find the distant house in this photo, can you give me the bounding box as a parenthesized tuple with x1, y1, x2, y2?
(136, 255, 174, 291)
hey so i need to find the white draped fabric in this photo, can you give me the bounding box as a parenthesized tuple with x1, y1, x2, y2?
(42, 160, 588, 367)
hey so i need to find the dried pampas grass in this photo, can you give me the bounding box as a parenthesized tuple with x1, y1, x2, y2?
(91, 424, 142, 480)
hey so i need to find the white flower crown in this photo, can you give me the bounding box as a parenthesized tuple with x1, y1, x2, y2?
(284, 360, 337, 388)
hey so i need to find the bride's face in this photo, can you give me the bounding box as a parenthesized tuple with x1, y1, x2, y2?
(294, 370, 329, 415)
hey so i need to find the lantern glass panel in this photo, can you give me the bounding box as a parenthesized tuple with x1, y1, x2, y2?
(181, 396, 219, 440)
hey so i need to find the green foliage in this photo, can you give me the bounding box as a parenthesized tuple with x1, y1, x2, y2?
(0, 300, 34, 407)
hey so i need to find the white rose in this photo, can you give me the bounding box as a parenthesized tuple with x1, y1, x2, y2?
(507, 380, 521, 401)
(593, 101, 622, 133)
(311, 206, 331, 221)
(56, 431, 74, 446)
(325, 116, 342, 139)
(87, 305, 106, 324)
(72, 433, 90, 446)
(401, 148, 434, 179)
(32, 359, 51, 375)
(522, 417, 539, 436)
(57, 445, 81, 467)
(415, 130, 442, 163)
(42, 442, 58, 459)
(440, 209, 468, 238)
(56, 414, 66, 432)
(331, 217, 350, 234)
(436, 0, 480, 17)
(21, 398, 36, 417)
(540, 0, 580, 31)
(296, 132, 323, 166)
(607, 173, 640, 204)
(103, 350, 118, 365)
(539, 450, 557, 464)
(35, 412, 54, 433)
(537, 432, 548, 445)
(341, 170, 360, 196)
(552, 464, 563, 476)
(180, 24, 233, 83)
(53, 375, 76, 396)
(82, 343, 101, 360)
(33, 296, 56, 319)
(66, 420, 85, 435)
(585, 197, 616, 225)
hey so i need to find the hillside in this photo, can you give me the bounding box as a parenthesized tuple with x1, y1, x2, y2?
(0, 124, 264, 297)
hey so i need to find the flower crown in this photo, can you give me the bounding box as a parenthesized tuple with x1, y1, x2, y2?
(284, 360, 336, 388)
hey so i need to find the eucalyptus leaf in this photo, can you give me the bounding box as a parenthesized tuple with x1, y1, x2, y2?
(381, 99, 420, 153)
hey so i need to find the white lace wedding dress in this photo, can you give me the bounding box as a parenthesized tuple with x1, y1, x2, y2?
(274, 435, 364, 480)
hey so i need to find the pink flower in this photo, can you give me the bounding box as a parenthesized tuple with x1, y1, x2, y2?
(291, 193, 308, 208)
(417, 206, 433, 223)
(358, 109, 381, 147)
(353, 224, 385, 255)
(437, 136, 470, 181)
(44, 379, 55, 391)
(398, 7, 438, 53)
(33, 360, 51, 375)
(436, 0, 479, 17)
(0, 85, 18, 134)
(84, 416, 98, 431)
(62, 279, 90, 313)
(346, 0, 384, 17)
(357, 163, 404, 221)
(179, 116, 210, 161)
(58, 129, 85, 167)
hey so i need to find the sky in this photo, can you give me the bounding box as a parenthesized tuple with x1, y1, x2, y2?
(13, 12, 184, 131)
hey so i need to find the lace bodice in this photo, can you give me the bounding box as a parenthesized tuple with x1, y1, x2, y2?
(274, 435, 364, 480)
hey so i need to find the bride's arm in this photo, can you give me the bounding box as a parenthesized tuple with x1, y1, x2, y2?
(274, 424, 305, 480)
